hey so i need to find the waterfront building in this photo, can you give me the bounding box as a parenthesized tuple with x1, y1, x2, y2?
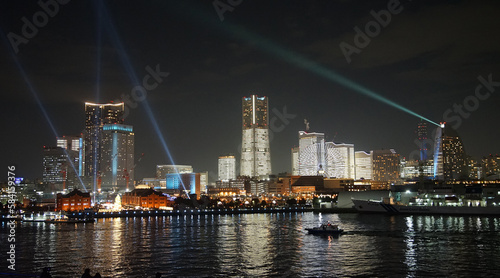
(468, 157, 483, 180)
(400, 159, 434, 180)
(240, 95, 272, 179)
(200, 171, 209, 194)
(42, 146, 77, 190)
(84, 102, 124, 177)
(141, 178, 162, 189)
(156, 165, 193, 178)
(482, 154, 500, 178)
(215, 178, 245, 191)
(218, 155, 236, 181)
(121, 188, 172, 209)
(207, 186, 242, 197)
(372, 149, 400, 186)
(433, 124, 468, 180)
(355, 151, 373, 180)
(325, 142, 355, 179)
(267, 177, 291, 196)
(56, 189, 91, 211)
(100, 124, 134, 191)
(291, 147, 299, 175)
(165, 172, 201, 196)
(247, 180, 268, 195)
(298, 131, 326, 176)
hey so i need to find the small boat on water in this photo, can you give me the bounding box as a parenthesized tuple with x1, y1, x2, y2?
(306, 223, 343, 235)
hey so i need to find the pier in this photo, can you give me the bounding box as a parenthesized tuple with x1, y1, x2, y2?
(67, 207, 314, 218)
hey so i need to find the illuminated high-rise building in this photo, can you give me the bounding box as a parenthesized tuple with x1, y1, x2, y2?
(240, 95, 271, 179)
(218, 155, 236, 181)
(84, 102, 124, 181)
(417, 120, 429, 161)
(325, 142, 355, 179)
(400, 159, 434, 180)
(57, 135, 83, 176)
(433, 123, 467, 180)
(372, 149, 400, 184)
(298, 131, 325, 176)
(42, 147, 68, 186)
(291, 147, 299, 175)
(199, 171, 209, 194)
(482, 155, 500, 177)
(355, 151, 373, 180)
(100, 124, 134, 191)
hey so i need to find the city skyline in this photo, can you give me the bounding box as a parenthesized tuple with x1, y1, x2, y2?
(1, 1, 500, 181)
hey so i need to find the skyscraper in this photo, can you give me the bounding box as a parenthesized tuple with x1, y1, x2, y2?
(57, 135, 83, 176)
(433, 123, 467, 180)
(372, 149, 400, 184)
(325, 142, 355, 179)
(100, 124, 134, 191)
(291, 146, 299, 175)
(84, 102, 125, 190)
(42, 147, 68, 186)
(355, 151, 373, 180)
(417, 120, 429, 161)
(218, 155, 236, 181)
(298, 131, 325, 176)
(240, 95, 271, 179)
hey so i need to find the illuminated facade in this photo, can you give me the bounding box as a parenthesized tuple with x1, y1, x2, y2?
(291, 147, 299, 175)
(417, 120, 429, 161)
(240, 95, 271, 179)
(122, 188, 172, 209)
(84, 102, 124, 188)
(57, 135, 84, 177)
(372, 149, 400, 184)
(56, 189, 91, 211)
(400, 159, 434, 180)
(433, 124, 467, 180)
(100, 124, 134, 191)
(482, 155, 500, 178)
(156, 165, 193, 178)
(298, 131, 326, 176)
(355, 151, 372, 180)
(218, 155, 236, 181)
(165, 173, 201, 196)
(325, 142, 355, 179)
(200, 171, 208, 194)
(42, 147, 68, 185)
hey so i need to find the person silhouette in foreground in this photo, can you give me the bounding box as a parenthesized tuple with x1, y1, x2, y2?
(82, 268, 92, 278)
(93, 273, 102, 278)
(40, 267, 53, 278)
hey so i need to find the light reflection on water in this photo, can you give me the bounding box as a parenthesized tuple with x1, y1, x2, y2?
(1, 213, 500, 277)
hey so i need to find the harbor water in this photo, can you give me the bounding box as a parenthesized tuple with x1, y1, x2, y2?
(1, 212, 500, 277)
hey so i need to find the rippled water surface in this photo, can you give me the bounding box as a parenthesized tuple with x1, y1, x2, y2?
(2, 213, 500, 277)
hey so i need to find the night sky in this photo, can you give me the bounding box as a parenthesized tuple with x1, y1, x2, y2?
(1, 0, 500, 182)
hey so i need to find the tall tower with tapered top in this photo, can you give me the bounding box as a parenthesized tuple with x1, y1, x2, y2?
(240, 95, 271, 179)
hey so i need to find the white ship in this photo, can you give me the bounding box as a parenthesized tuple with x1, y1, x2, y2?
(352, 198, 500, 215)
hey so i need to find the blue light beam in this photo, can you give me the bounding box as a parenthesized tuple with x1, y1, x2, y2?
(0, 28, 87, 191)
(98, 1, 191, 197)
(160, 2, 440, 127)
